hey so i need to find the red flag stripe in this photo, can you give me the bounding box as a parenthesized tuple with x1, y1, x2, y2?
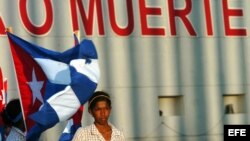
(0, 68, 3, 90)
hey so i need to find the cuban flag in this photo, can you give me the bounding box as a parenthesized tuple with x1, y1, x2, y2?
(7, 32, 100, 141)
(59, 32, 84, 141)
(0, 68, 7, 112)
(0, 67, 7, 140)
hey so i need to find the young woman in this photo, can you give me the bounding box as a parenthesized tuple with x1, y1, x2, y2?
(72, 91, 125, 141)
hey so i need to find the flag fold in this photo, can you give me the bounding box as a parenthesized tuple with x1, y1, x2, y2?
(59, 32, 84, 141)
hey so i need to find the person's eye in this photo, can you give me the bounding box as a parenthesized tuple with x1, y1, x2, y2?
(95, 108, 100, 111)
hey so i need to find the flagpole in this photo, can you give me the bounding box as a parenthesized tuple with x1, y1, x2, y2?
(3, 78, 7, 106)
(5, 27, 28, 133)
(74, 30, 80, 41)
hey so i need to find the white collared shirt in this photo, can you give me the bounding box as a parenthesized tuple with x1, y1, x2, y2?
(72, 123, 125, 141)
(5, 127, 25, 141)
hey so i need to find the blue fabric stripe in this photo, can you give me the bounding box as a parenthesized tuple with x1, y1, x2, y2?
(27, 103, 59, 141)
(26, 123, 47, 141)
(7, 32, 60, 59)
(29, 102, 59, 127)
(7, 33, 98, 64)
(59, 124, 81, 141)
(43, 81, 67, 101)
(70, 67, 97, 105)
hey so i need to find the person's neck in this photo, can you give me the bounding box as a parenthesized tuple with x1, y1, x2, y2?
(94, 122, 112, 141)
(94, 122, 111, 130)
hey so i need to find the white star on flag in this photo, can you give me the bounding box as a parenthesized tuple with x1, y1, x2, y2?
(28, 69, 44, 104)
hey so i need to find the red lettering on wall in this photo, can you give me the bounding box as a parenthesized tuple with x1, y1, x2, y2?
(204, 0, 213, 35)
(139, 0, 165, 36)
(0, 16, 6, 35)
(222, 0, 247, 36)
(168, 0, 196, 36)
(70, 0, 104, 36)
(0, 0, 246, 37)
(70, 0, 78, 32)
(108, 0, 134, 36)
(19, 0, 53, 35)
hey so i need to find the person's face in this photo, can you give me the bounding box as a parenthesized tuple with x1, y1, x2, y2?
(90, 100, 111, 125)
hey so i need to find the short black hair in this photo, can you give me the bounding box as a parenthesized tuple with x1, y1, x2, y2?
(88, 91, 111, 110)
(1, 99, 23, 127)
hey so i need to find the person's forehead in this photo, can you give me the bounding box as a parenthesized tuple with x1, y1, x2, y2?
(94, 101, 109, 107)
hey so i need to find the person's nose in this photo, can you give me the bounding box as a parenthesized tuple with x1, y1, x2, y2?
(100, 109, 105, 116)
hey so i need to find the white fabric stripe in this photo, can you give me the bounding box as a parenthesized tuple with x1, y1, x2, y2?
(46, 86, 81, 121)
(35, 58, 71, 85)
(63, 119, 73, 133)
(70, 59, 100, 83)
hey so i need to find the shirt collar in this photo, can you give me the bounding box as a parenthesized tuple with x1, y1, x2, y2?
(12, 127, 26, 136)
(90, 124, 100, 135)
(90, 123, 122, 136)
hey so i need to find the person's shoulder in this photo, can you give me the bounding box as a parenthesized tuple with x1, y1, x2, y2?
(110, 124, 124, 135)
(77, 124, 93, 132)
(110, 124, 125, 140)
(72, 125, 94, 141)
(74, 124, 93, 138)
